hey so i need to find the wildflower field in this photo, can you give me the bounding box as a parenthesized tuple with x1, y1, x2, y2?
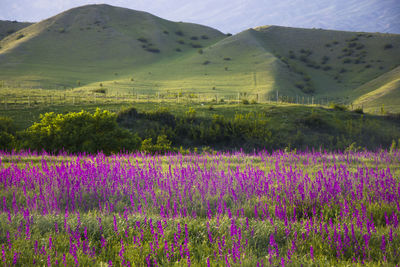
(0, 150, 399, 266)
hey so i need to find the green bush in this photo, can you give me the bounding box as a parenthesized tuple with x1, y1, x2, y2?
(191, 43, 202, 48)
(141, 135, 174, 154)
(384, 44, 393, 49)
(23, 109, 141, 154)
(137, 37, 148, 43)
(175, 30, 184, 36)
(92, 88, 106, 94)
(0, 116, 16, 151)
(145, 48, 160, 53)
(330, 103, 348, 111)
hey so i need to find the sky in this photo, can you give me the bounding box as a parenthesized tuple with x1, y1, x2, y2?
(0, 0, 399, 34)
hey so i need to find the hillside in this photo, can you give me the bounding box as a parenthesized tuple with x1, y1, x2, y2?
(353, 66, 400, 112)
(0, 4, 225, 89)
(0, 20, 32, 41)
(0, 4, 399, 112)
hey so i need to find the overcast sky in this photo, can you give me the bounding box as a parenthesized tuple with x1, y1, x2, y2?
(1, 0, 399, 34)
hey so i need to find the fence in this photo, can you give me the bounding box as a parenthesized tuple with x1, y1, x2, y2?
(0, 91, 353, 111)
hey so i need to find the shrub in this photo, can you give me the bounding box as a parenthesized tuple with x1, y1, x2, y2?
(141, 135, 174, 154)
(23, 109, 141, 154)
(330, 103, 347, 111)
(191, 43, 202, 48)
(177, 40, 185, 44)
(6, 29, 15, 34)
(175, 30, 184, 36)
(58, 28, 65, 33)
(223, 57, 231, 61)
(202, 60, 211, 65)
(201, 35, 209, 39)
(137, 37, 148, 43)
(321, 56, 329, 64)
(242, 99, 249, 105)
(175, 48, 182, 52)
(163, 30, 169, 34)
(322, 66, 332, 71)
(146, 48, 160, 53)
(226, 33, 232, 36)
(354, 107, 364, 114)
(198, 49, 203, 54)
(0, 117, 16, 151)
(190, 36, 198, 40)
(384, 44, 393, 49)
(16, 34, 24, 40)
(92, 88, 106, 94)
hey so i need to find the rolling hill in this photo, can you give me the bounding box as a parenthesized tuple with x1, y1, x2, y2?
(0, 4, 399, 112)
(0, 20, 32, 41)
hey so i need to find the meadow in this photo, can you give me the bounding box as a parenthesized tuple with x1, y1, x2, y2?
(0, 149, 399, 266)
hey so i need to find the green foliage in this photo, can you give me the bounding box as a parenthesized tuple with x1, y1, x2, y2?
(137, 37, 148, 43)
(23, 109, 140, 154)
(174, 30, 184, 36)
(145, 47, 160, 53)
(141, 135, 173, 154)
(384, 44, 393, 49)
(16, 34, 24, 40)
(330, 103, 348, 111)
(0, 116, 16, 151)
(353, 107, 364, 114)
(242, 99, 249, 105)
(92, 88, 106, 94)
(191, 43, 202, 48)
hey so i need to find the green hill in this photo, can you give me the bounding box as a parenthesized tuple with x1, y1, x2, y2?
(0, 4, 225, 89)
(0, 20, 32, 41)
(353, 66, 400, 113)
(0, 4, 399, 112)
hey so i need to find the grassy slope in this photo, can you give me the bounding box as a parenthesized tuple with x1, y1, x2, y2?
(82, 25, 400, 103)
(0, 4, 225, 89)
(0, 20, 32, 41)
(251, 26, 400, 98)
(353, 66, 400, 112)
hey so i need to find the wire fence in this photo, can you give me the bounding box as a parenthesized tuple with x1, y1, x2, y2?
(0, 91, 356, 111)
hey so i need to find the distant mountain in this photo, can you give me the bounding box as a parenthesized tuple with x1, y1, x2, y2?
(0, 4, 399, 112)
(168, 0, 400, 34)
